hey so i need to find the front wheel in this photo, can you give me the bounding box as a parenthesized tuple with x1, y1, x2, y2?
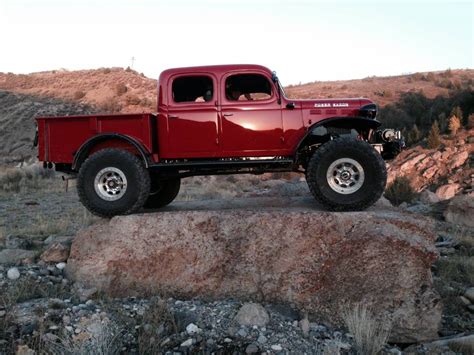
(77, 148, 150, 218)
(305, 137, 387, 211)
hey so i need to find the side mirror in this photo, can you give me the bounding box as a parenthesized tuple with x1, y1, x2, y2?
(286, 102, 296, 109)
(272, 71, 278, 83)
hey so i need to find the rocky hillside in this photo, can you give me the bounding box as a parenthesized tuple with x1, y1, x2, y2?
(0, 67, 472, 165)
(387, 128, 474, 198)
(0, 91, 97, 165)
(0, 68, 156, 114)
(285, 69, 474, 106)
(0, 67, 472, 112)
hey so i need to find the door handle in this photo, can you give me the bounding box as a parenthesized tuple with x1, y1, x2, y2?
(169, 115, 179, 119)
(223, 113, 233, 117)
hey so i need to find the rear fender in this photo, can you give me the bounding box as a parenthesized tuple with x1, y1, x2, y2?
(72, 133, 151, 171)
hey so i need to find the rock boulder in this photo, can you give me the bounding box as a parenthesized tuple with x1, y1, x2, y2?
(66, 198, 441, 343)
(444, 194, 474, 227)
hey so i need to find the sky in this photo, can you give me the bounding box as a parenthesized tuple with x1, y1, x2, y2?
(0, 0, 472, 85)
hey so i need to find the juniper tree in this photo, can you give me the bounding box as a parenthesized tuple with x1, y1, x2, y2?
(427, 121, 441, 149)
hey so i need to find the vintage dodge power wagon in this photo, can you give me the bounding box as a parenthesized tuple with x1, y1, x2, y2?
(36, 64, 403, 217)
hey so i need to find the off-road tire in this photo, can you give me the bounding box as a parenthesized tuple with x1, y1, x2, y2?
(143, 178, 181, 209)
(77, 148, 150, 218)
(305, 137, 387, 211)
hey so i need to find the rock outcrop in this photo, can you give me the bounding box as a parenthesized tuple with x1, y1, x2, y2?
(66, 198, 441, 343)
(387, 129, 473, 195)
(444, 194, 474, 227)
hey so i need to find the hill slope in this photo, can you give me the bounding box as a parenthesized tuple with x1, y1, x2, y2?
(0, 68, 472, 113)
(0, 67, 472, 163)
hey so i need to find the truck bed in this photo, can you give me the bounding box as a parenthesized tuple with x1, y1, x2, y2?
(36, 113, 156, 164)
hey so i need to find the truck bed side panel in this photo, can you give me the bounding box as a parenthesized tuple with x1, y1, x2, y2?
(37, 114, 156, 164)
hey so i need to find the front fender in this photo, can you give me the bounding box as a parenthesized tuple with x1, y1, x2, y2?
(295, 116, 381, 152)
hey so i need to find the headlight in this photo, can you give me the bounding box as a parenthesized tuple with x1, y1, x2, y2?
(359, 103, 377, 119)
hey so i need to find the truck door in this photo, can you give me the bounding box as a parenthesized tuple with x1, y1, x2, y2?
(166, 74, 219, 158)
(220, 72, 284, 157)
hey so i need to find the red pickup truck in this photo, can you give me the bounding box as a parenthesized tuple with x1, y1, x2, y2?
(36, 64, 403, 217)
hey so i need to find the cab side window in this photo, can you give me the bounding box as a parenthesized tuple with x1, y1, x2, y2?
(225, 74, 272, 101)
(172, 76, 214, 103)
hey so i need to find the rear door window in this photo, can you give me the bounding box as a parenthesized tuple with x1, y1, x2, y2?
(172, 76, 214, 103)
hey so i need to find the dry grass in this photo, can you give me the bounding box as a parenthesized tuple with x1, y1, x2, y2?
(0, 164, 57, 193)
(138, 298, 177, 354)
(46, 321, 123, 355)
(0, 276, 71, 309)
(14, 213, 72, 237)
(384, 176, 417, 206)
(437, 256, 474, 285)
(342, 304, 391, 355)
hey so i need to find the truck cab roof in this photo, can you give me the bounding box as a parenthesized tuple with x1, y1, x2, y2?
(158, 64, 273, 82)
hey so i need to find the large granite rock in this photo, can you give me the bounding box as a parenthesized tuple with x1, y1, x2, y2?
(66, 197, 441, 343)
(444, 194, 474, 227)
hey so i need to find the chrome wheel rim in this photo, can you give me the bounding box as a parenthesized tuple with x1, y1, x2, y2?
(326, 158, 365, 195)
(94, 167, 128, 201)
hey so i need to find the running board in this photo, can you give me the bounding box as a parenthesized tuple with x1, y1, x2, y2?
(149, 158, 294, 170)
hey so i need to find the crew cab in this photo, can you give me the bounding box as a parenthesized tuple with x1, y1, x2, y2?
(36, 64, 403, 217)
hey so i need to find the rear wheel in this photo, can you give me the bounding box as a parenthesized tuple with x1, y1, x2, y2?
(77, 149, 150, 217)
(143, 178, 181, 209)
(305, 137, 386, 211)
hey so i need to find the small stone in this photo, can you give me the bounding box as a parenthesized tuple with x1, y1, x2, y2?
(300, 317, 310, 336)
(15, 345, 35, 355)
(257, 334, 267, 344)
(186, 323, 200, 335)
(56, 262, 66, 270)
(7, 267, 20, 280)
(237, 328, 247, 337)
(180, 338, 193, 347)
(245, 343, 259, 354)
(224, 338, 232, 343)
(235, 303, 270, 327)
(464, 287, 474, 303)
(76, 286, 98, 302)
(65, 326, 73, 332)
(0, 310, 5, 317)
(460, 296, 471, 306)
(40, 243, 69, 263)
(271, 344, 283, 351)
(419, 190, 440, 204)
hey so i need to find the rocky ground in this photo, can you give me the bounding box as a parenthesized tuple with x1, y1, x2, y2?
(1, 166, 473, 354)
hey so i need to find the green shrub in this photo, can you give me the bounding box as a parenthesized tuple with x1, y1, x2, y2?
(450, 106, 464, 125)
(467, 113, 474, 129)
(448, 115, 461, 136)
(427, 121, 441, 149)
(73, 91, 86, 100)
(115, 83, 128, 96)
(126, 95, 141, 105)
(407, 124, 421, 145)
(384, 176, 416, 206)
(101, 97, 122, 113)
